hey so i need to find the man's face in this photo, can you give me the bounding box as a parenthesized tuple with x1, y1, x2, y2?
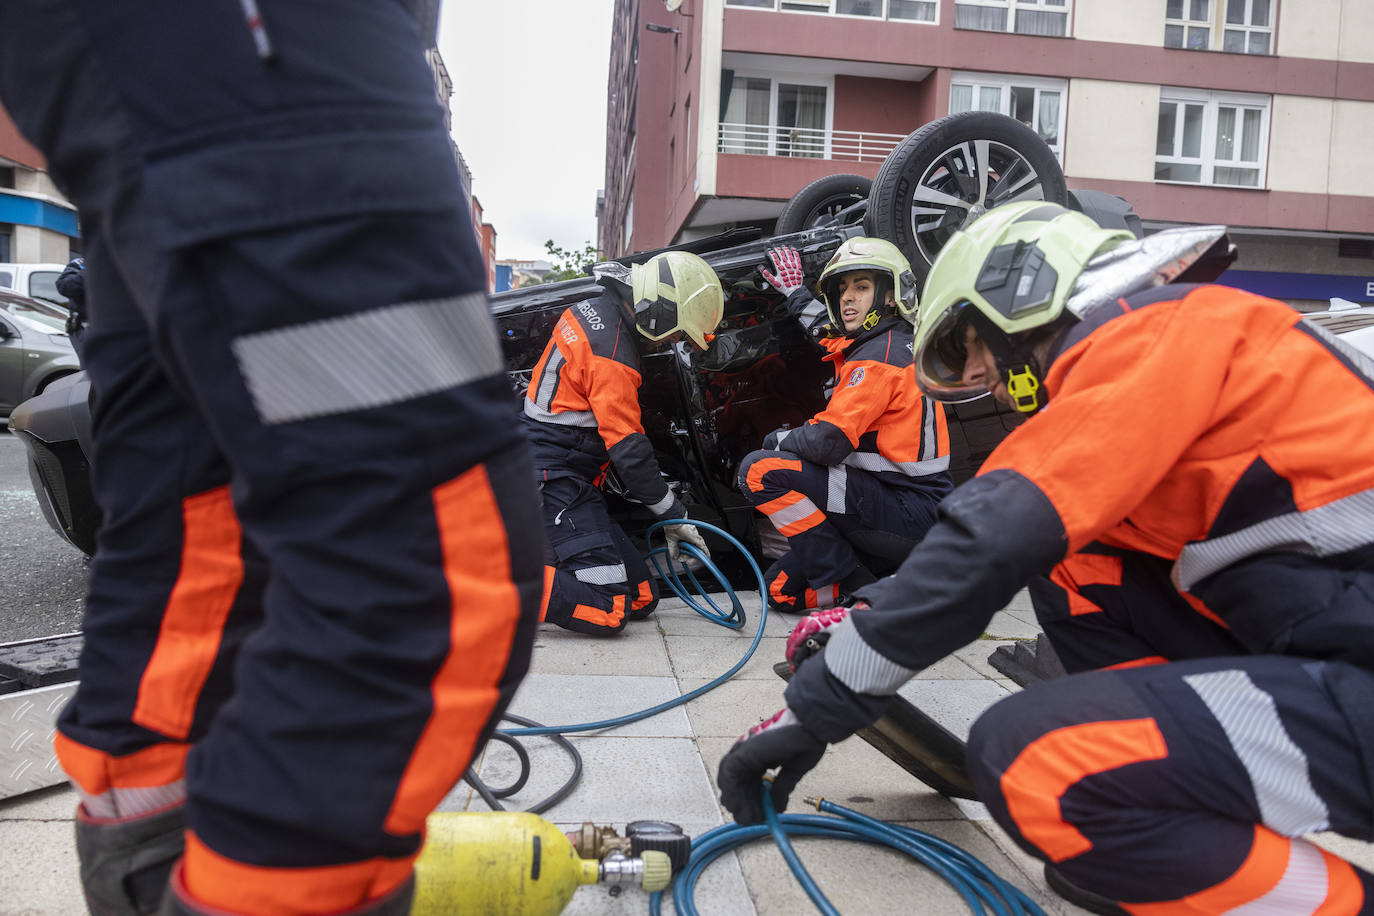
(836, 270, 882, 333)
(959, 324, 1010, 407)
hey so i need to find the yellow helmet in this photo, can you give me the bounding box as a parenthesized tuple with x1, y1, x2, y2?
(817, 237, 920, 330)
(630, 251, 725, 349)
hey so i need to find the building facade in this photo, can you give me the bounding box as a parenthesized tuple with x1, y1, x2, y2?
(601, 0, 1374, 304)
(0, 106, 80, 265)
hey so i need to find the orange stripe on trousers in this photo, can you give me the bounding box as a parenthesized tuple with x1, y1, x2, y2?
(133, 486, 244, 739)
(746, 456, 801, 493)
(383, 464, 523, 836)
(1001, 718, 1168, 862)
(54, 733, 190, 796)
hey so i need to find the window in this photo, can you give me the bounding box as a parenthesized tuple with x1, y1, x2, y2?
(949, 73, 1066, 160)
(623, 190, 634, 250)
(724, 0, 935, 22)
(953, 0, 1068, 36)
(1156, 89, 1269, 187)
(718, 72, 832, 159)
(1164, 0, 1272, 54)
(0, 225, 9, 263)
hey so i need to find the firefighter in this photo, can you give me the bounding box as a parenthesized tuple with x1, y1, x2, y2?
(717, 201, 1374, 913)
(523, 251, 724, 636)
(742, 238, 953, 613)
(0, 4, 544, 915)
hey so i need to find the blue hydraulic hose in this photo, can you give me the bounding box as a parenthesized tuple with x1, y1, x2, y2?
(500, 520, 769, 738)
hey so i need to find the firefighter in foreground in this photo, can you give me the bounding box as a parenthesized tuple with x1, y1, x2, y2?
(1, 4, 543, 915)
(718, 201, 1374, 913)
(742, 239, 952, 613)
(523, 252, 724, 635)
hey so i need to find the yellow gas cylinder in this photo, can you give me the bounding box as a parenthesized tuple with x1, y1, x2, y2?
(411, 811, 671, 916)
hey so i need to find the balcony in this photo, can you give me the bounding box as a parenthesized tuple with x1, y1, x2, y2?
(717, 122, 906, 162)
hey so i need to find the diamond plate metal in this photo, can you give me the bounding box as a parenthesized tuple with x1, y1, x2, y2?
(1, 682, 77, 801)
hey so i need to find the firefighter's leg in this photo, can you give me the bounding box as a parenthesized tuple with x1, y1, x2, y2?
(763, 552, 842, 614)
(968, 655, 1374, 913)
(737, 450, 865, 590)
(1029, 543, 1246, 673)
(537, 477, 639, 635)
(52, 229, 267, 916)
(612, 523, 660, 620)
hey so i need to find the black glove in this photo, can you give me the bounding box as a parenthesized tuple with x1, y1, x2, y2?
(717, 707, 826, 825)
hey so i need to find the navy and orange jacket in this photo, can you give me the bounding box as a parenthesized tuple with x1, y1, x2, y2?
(786, 284, 1374, 742)
(772, 308, 952, 497)
(522, 291, 686, 520)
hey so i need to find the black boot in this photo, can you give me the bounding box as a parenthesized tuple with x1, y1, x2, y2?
(158, 863, 415, 915)
(1043, 863, 1129, 916)
(75, 803, 186, 916)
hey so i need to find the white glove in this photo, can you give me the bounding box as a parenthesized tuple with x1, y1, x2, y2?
(662, 523, 710, 561)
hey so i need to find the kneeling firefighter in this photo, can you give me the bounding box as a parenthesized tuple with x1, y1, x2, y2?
(739, 238, 953, 613)
(523, 251, 725, 635)
(717, 201, 1374, 914)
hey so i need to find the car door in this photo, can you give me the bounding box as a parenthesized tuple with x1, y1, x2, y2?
(0, 315, 25, 413)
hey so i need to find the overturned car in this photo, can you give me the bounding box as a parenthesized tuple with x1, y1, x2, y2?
(11, 112, 1134, 569)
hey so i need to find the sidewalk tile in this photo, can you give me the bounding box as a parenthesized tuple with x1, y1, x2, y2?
(528, 623, 671, 676)
(504, 673, 692, 737)
(895, 679, 1013, 742)
(664, 635, 789, 680)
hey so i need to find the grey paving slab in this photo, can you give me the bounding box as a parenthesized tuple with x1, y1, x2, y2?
(528, 621, 673, 677)
(0, 782, 73, 820)
(1001, 587, 1037, 615)
(653, 595, 794, 639)
(896, 679, 1014, 742)
(696, 735, 964, 824)
(0, 819, 82, 916)
(467, 735, 722, 826)
(952, 637, 1020, 680)
(677, 678, 792, 738)
(984, 609, 1044, 640)
(1310, 831, 1374, 873)
(664, 635, 789, 680)
(503, 673, 692, 737)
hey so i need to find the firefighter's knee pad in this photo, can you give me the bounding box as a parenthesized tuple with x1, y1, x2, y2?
(75, 802, 186, 916)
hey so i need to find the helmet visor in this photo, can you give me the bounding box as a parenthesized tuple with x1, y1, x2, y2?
(914, 302, 989, 403)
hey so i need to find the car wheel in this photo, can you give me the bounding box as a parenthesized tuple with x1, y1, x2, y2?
(864, 111, 1069, 282)
(775, 173, 872, 234)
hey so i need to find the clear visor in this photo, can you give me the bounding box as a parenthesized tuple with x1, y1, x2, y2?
(914, 302, 990, 403)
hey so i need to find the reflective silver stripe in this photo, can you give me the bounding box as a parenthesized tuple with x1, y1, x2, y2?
(523, 398, 596, 427)
(534, 346, 564, 409)
(1184, 670, 1330, 836)
(1228, 839, 1327, 916)
(773, 428, 794, 447)
(824, 618, 916, 695)
(1300, 317, 1374, 386)
(574, 563, 628, 585)
(799, 299, 828, 334)
(921, 400, 937, 460)
(647, 491, 678, 516)
(231, 293, 502, 424)
(1174, 486, 1374, 591)
(81, 780, 188, 819)
(767, 494, 821, 530)
(827, 466, 847, 514)
(842, 451, 951, 477)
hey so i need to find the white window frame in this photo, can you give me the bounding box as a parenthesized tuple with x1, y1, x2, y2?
(1163, 0, 1274, 55)
(723, 0, 937, 24)
(949, 72, 1067, 162)
(718, 70, 835, 159)
(952, 0, 1071, 36)
(1155, 88, 1270, 189)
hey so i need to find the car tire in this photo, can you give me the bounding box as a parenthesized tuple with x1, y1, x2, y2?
(864, 111, 1069, 282)
(775, 173, 872, 234)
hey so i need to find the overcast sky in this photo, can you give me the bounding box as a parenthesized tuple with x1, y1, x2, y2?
(438, 2, 617, 261)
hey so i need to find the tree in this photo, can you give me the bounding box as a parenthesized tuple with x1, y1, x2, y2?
(527, 239, 601, 285)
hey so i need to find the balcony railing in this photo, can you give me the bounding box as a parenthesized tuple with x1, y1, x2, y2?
(717, 122, 906, 162)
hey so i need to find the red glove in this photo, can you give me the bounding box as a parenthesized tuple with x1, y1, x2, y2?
(784, 601, 868, 672)
(760, 246, 805, 296)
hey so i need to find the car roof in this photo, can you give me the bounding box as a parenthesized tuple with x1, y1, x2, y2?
(0, 288, 68, 317)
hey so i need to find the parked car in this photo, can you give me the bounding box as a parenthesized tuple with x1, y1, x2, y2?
(0, 289, 80, 414)
(0, 262, 70, 306)
(8, 113, 1130, 570)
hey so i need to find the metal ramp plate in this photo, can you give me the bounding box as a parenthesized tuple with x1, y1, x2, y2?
(1, 681, 77, 800)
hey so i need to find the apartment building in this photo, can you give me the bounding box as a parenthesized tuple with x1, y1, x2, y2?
(0, 108, 79, 265)
(601, 0, 1374, 304)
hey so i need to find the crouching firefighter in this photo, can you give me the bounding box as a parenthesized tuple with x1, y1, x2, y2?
(523, 251, 725, 635)
(717, 201, 1374, 914)
(740, 238, 953, 613)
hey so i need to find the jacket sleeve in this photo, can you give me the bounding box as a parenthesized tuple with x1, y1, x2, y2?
(784, 469, 1068, 742)
(780, 288, 831, 339)
(583, 355, 687, 519)
(775, 360, 898, 466)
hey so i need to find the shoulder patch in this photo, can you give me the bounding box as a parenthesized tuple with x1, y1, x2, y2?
(846, 366, 866, 387)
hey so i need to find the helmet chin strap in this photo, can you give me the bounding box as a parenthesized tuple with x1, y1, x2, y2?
(967, 310, 1056, 414)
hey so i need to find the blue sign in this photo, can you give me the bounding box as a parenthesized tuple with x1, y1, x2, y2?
(1219, 270, 1374, 302)
(0, 190, 80, 238)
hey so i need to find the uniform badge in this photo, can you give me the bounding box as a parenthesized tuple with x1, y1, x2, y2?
(847, 367, 866, 387)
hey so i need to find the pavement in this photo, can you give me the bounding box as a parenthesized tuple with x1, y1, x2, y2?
(4, 588, 1374, 915)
